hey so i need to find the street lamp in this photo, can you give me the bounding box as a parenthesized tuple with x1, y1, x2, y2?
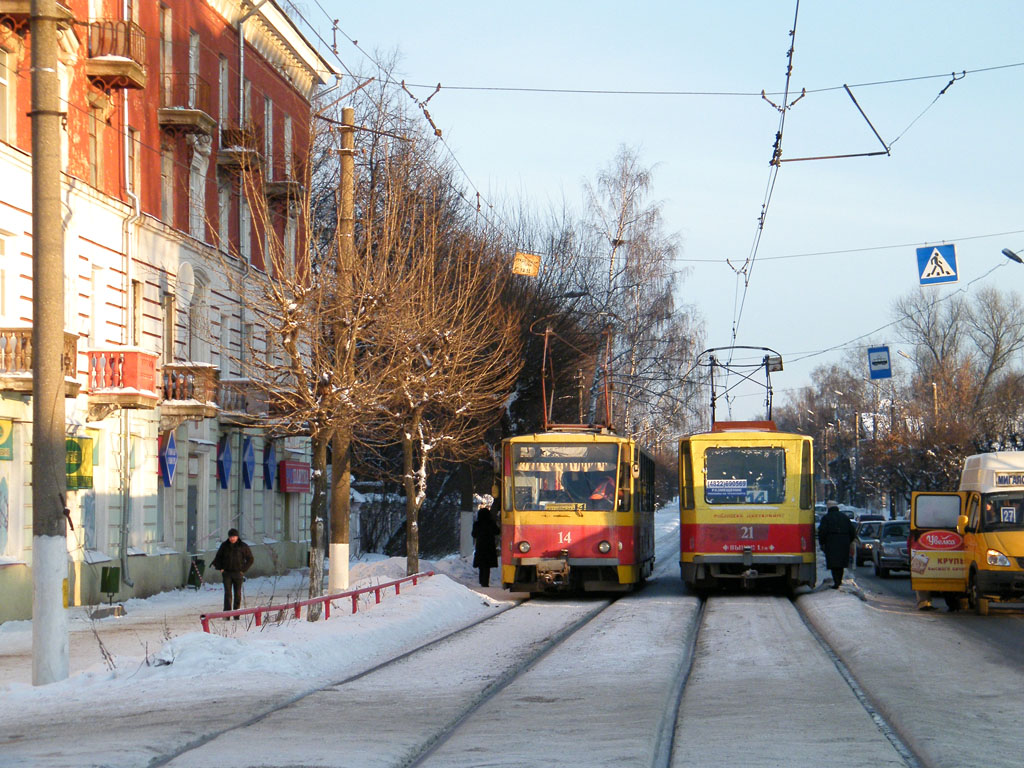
(1002, 247, 1023, 264)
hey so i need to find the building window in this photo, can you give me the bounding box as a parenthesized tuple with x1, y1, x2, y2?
(126, 127, 138, 194)
(88, 107, 101, 187)
(283, 115, 292, 178)
(160, 5, 172, 103)
(161, 146, 175, 225)
(218, 55, 229, 123)
(264, 95, 273, 176)
(285, 214, 296, 268)
(217, 174, 231, 251)
(188, 31, 199, 109)
(162, 292, 176, 363)
(243, 78, 252, 123)
(0, 48, 10, 144)
(131, 279, 143, 346)
(240, 194, 251, 264)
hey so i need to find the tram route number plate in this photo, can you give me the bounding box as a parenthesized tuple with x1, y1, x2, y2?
(734, 524, 769, 541)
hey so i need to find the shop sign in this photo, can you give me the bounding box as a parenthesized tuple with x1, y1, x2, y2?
(278, 460, 311, 493)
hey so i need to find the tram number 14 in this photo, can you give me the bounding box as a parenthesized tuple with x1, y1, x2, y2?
(558, 531, 572, 544)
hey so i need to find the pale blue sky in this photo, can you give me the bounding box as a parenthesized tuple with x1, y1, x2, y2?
(302, 1, 1024, 418)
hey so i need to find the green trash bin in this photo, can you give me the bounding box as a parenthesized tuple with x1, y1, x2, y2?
(100, 566, 120, 604)
(187, 556, 205, 589)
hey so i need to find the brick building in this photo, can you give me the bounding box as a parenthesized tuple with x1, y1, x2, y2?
(0, 0, 337, 621)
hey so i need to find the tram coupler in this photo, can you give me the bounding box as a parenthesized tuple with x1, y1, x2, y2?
(536, 558, 571, 588)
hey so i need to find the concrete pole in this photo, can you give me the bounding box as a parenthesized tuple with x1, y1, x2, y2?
(30, 0, 69, 685)
(328, 106, 355, 593)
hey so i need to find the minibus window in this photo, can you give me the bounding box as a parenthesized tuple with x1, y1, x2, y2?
(980, 494, 1024, 532)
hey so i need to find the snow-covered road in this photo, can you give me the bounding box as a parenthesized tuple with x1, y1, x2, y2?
(3, 506, 1024, 767)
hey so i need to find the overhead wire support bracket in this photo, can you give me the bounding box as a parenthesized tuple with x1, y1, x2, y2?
(779, 83, 893, 163)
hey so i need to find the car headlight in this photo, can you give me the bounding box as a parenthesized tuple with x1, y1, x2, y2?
(863, 543, 874, 550)
(987, 549, 1011, 567)
(597, 540, 611, 554)
(517, 541, 531, 554)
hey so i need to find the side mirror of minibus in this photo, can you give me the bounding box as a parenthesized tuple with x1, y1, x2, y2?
(956, 515, 968, 536)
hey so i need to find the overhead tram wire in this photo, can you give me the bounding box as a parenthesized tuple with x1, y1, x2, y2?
(400, 60, 1024, 99)
(288, 4, 521, 244)
(716, 0, 800, 419)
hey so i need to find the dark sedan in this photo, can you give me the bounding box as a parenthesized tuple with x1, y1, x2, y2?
(854, 520, 883, 566)
(872, 520, 911, 577)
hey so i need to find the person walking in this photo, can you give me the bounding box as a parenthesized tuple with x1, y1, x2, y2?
(211, 528, 254, 618)
(817, 501, 856, 590)
(472, 502, 500, 588)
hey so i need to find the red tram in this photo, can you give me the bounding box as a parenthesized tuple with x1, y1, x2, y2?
(500, 430, 656, 593)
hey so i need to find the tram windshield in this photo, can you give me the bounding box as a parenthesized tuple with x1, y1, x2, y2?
(512, 443, 620, 511)
(704, 447, 786, 504)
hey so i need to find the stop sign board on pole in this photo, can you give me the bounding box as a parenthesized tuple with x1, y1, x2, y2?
(867, 346, 892, 379)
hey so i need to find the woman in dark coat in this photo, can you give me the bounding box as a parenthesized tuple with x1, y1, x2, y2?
(472, 503, 500, 587)
(817, 503, 857, 590)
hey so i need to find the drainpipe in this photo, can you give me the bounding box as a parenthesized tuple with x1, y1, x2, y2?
(119, 2, 142, 585)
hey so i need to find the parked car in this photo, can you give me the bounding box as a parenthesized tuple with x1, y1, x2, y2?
(873, 520, 911, 577)
(854, 520, 884, 566)
(856, 513, 884, 523)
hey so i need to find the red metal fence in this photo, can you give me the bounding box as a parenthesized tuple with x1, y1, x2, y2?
(200, 571, 435, 632)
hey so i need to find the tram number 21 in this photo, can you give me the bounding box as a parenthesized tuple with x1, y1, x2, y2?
(737, 525, 766, 540)
(558, 531, 572, 544)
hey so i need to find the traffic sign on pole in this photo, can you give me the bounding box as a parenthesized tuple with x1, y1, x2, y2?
(916, 244, 958, 286)
(867, 346, 892, 379)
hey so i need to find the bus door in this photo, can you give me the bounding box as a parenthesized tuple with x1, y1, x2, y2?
(909, 491, 970, 595)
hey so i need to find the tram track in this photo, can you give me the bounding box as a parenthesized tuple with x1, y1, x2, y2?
(667, 591, 922, 768)
(794, 602, 922, 768)
(155, 528, 685, 768)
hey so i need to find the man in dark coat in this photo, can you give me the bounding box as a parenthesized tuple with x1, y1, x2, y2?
(817, 502, 856, 590)
(472, 502, 500, 587)
(211, 528, 254, 617)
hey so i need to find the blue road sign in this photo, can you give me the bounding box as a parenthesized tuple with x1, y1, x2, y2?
(867, 346, 892, 379)
(917, 244, 958, 286)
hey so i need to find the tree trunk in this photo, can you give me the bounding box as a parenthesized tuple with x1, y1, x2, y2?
(329, 425, 352, 592)
(307, 433, 328, 617)
(307, 516, 324, 621)
(403, 410, 423, 575)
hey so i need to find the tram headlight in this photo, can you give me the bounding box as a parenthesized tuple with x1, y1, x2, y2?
(597, 540, 612, 554)
(517, 541, 531, 554)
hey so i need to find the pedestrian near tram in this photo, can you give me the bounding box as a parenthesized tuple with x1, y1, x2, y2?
(472, 500, 500, 587)
(211, 528, 254, 618)
(818, 501, 856, 590)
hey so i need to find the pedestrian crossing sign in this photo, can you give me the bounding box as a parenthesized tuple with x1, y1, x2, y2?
(916, 244, 958, 286)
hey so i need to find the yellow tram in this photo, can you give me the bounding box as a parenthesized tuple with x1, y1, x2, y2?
(679, 421, 816, 592)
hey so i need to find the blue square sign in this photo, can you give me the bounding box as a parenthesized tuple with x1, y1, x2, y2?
(917, 244, 958, 286)
(867, 346, 892, 380)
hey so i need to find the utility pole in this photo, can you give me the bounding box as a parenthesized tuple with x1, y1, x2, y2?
(31, 0, 69, 685)
(329, 106, 354, 592)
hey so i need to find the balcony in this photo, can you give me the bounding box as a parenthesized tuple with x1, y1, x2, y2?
(217, 121, 263, 172)
(85, 349, 160, 420)
(0, 328, 80, 397)
(160, 362, 218, 430)
(0, 1, 72, 32)
(265, 178, 305, 203)
(218, 378, 270, 426)
(158, 74, 216, 136)
(85, 20, 147, 91)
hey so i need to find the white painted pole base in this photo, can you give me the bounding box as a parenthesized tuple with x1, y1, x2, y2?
(328, 542, 350, 592)
(32, 534, 69, 685)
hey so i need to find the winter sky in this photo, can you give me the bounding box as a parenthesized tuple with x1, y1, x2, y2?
(295, 1, 1024, 418)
